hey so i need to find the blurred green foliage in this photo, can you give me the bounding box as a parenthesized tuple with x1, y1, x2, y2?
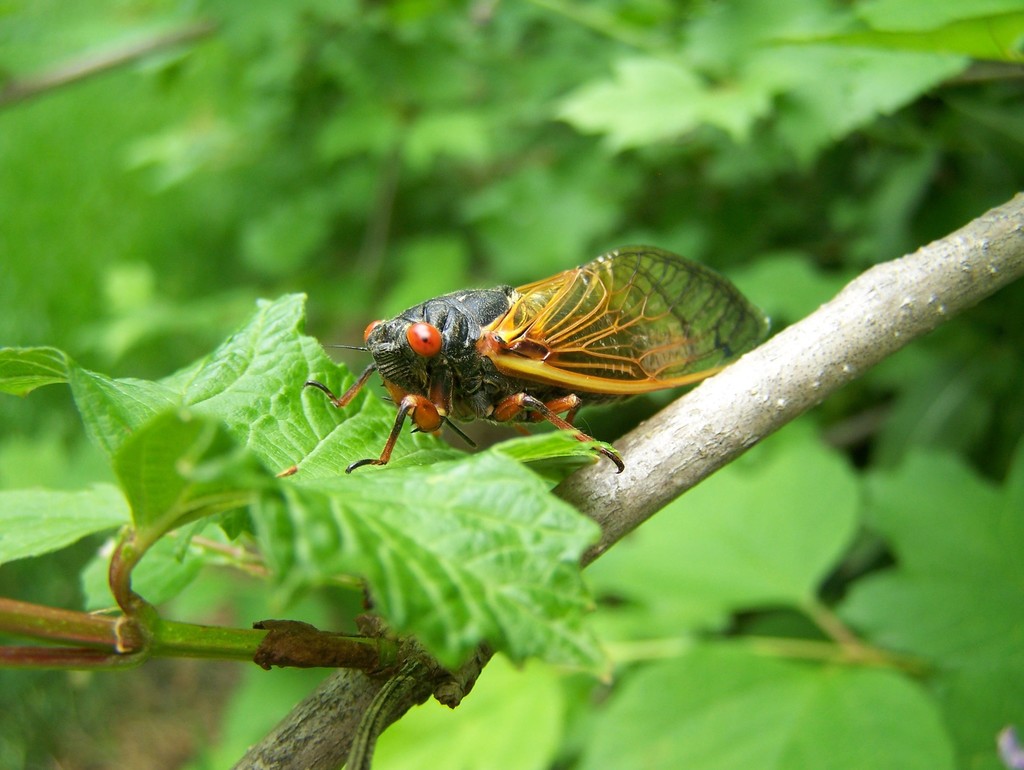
(1, 0, 1023, 768)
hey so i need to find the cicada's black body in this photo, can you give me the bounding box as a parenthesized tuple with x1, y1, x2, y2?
(306, 246, 769, 472)
(364, 287, 518, 423)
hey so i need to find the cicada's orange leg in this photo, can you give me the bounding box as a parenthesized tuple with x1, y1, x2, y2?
(290, 366, 381, 477)
(304, 363, 378, 408)
(346, 393, 441, 473)
(492, 393, 624, 473)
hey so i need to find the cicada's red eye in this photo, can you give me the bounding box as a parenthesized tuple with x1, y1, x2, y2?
(406, 322, 442, 357)
(363, 320, 382, 343)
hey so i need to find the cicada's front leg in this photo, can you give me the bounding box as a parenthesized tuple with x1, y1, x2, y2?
(304, 363, 378, 409)
(492, 392, 624, 473)
(347, 393, 442, 473)
(305, 368, 443, 473)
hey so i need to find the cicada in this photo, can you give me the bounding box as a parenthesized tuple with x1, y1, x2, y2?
(307, 246, 768, 473)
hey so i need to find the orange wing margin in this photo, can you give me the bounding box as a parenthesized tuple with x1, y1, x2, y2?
(480, 246, 769, 396)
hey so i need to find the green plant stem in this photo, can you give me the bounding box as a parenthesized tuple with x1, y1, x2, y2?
(0, 597, 267, 667)
(188, 535, 269, 577)
(151, 619, 268, 661)
(803, 598, 862, 647)
(740, 636, 930, 675)
(0, 646, 145, 670)
(0, 595, 403, 671)
(0, 596, 118, 648)
(604, 633, 927, 674)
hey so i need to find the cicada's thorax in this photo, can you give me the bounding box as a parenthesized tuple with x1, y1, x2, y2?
(365, 286, 530, 423)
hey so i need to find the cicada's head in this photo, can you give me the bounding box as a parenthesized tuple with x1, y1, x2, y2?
(364, 288, 514, 399)
(363, 314, 440, 396)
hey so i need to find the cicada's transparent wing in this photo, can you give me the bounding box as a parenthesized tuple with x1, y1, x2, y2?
(481, 246, 768, 395)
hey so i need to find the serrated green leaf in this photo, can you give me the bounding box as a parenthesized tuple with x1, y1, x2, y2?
(579, 646, 955, 770)
(69, 367, 180, 457)
(0, 346, 70, 396)
(5, 295, 607, 665)
(589, 423, 858, 636)
(257, 450, 602, 667)
(169, 294, 461, 475)
(0, 484, 129, 565)
(558, 39, 965, 165)
(113, 411, 269, 548)
(678, 0, 972, 161)
(841, 451, 1024, 667)
(27, 294, 455, 470)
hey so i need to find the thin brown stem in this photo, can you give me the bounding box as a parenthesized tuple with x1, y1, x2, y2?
(0, 20, 217, 108)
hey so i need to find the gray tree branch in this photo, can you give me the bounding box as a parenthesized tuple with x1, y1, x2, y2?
(234, 193, 1024, 770)
(565, 192, 1024, 563)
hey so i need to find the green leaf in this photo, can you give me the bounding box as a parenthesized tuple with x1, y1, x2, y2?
(258, 449, 602, 667)
(558, 57, 773, 150)
(557, 0, 968, 164)
(241, 193, 333, 277)
(375, 656, 565, 770)
(0, 484, 129, 566)
(819, 13, 1024, 63)
(841, 451, 1024, 667)
(378, 235, 470, 318)
(403, 109, 492, 172)
(4, 296, 604, 665)
(461, 161, 636, 283)
(489, 430, 616, 484)
(588, 423, 859, 636)
(578, 646, 955, 770)
(838, 448, 1024, 770)
(12, 295, 454, 470)
(935, 662, 1024, 770)
(0, 346, 70, 396)
(764, 45, 966, 164)
(69, 367, 180, 458)
(856, 0, 1024, 31)
(112, 411, 269, 549)
(167, 294, 461, 476)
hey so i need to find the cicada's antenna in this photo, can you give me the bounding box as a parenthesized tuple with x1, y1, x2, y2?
(325, 344, 369, 352)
